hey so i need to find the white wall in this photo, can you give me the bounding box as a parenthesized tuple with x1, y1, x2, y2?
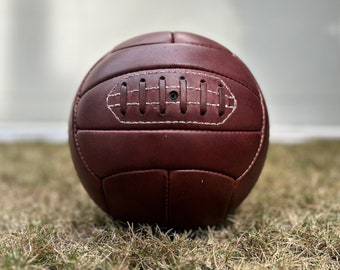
(0, 0, 340, 142)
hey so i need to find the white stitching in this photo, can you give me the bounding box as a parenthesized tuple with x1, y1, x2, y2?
(106, 70, 237, 126)
(237, 87, 266, 180)
(102, 118, 235, 126)
(73, 96, 99, 178)
(107, 101, 236, 109)
(107, 85, 235, 99)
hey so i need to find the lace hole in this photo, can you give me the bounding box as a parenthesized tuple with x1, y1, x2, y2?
(169, 91, 179, 101)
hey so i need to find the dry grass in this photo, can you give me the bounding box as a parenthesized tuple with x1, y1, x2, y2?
(0, 141, 339, 269)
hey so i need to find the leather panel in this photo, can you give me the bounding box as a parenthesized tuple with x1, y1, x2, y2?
(102, 170, 168, 226)
(80, 44, 259, 96)
(169, 170, 234, 228)
(75, 69, 262, 131)
(228, 104, 270, 212)
(68, 97, 108, 212)
(112, 31, 173, 52)
(173, 32, 228, 51)
(76, 130, 261, 179)
(112, 31, 228, 53)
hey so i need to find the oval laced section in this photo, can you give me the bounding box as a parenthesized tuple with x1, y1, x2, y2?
(120, 82, 127, 115)
(159, 76, 166, 114)
(180, 76, 187, 114)
(139, 78, 146, 114)
(200, 79, 207, 115)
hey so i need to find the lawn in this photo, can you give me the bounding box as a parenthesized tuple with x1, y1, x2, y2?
(0, 141, 339, 269)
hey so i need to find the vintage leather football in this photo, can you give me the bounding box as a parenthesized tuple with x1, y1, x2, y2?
(69, 32, 269, 229)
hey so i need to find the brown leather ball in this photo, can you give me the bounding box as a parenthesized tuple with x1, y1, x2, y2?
(69, 32, 269, 229)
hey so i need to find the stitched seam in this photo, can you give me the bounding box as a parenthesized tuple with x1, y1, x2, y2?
(130, 68, 256, 99)
(237, 88, 266, 180)
(78, 51, 112, 97)
(223, 177, 236, 219)
(74, 94, 111, 222)
(175, 41, 231, 52)
(111, 40, 230, 55)
(101, 168, 236, 181)
(76, 129, 261, 134)
(73, 96, 100, 179)
(106, 70, 237, 126)
(74, 63, 103, 179)
(108, 102, 235, 109)
(73, 50, 114, 197)
(166, 170, 170, 227)
(225, 90, 266, 214)
(82, 67, 259, 97)
(108, 86, 235, 109)
(108, 85, 233, 97)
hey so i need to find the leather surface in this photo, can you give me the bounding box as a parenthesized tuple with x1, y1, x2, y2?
(80, 39, 259, 97)
(102, 169, 234, 228)
(76, 68, 262, 131)
(103, 170, 168, 225)
(76, 130, 261, 179)
(113, 32, 229, 52)
(69, 31, 269, 228)
(168, 170, 234, 228)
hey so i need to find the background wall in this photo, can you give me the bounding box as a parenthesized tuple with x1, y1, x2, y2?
(0, 0, 339, 142)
